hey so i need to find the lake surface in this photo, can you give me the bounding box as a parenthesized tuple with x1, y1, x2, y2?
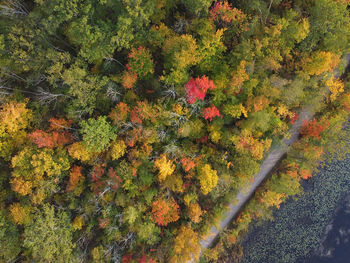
(240, 156, 350, 263)
(306, 194, 350, 263)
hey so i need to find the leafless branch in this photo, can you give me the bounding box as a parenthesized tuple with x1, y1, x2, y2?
(0, 0, 28, 16)
(104, 57, 126, 68)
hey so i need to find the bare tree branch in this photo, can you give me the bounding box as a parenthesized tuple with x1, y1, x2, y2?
(0, 0, 28, 17)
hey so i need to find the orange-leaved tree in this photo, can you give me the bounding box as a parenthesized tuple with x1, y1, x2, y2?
(151, 198, 180, 226)
(66, 166, 85, 194)
(301, 118, 330, 140)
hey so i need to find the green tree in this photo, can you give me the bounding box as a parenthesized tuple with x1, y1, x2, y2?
(162, 34, 200, 85)
(137, 220, 160, 245)
(80, 116, 117, 153)
(23, 205, 76, 263)
(180, 0, 213, 16)
(62, 60, 109, 116)
(299, 0, 350, 52)
(0, 22, 49, 74)
(0, 209, 21, 262)
(190, 18, 226, 73)
(66, 16, 115, 63)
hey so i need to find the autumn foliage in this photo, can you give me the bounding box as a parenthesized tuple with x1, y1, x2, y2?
(301, 118, 330, 140)
(154, 154, 175, 181)
(299, 169, 313, 180)
(109, 102, 129, 124)
(181, 157, 196, 172)
(28, 117, 73, 148)
(0, 100, 33, 134)
(197, 164, 218, 195)
(28, 130, 73, 148)
(130, 101, 156, 124)
(90, 165, 105, 193)
(66, 166, 84, 192)
(122, 70, 138, 89)
(210, 1, 246, 24)
(188, 203, 203, 223)
(202, 105, 222, 121)
(127, 46, 154, 79)
(326, 76, 344, 101)
(301, 51, 340, 76)
(185, 75, 216, 104)
(151, 198, 180, 226)
(170, 225, 200, 263)
(1, 0, 350, 261)
(259, 190, 285, 209)
(9, 203, 31, 225)
(0, 100, 33, 160)
(68, 142, 96, 163)
(48, 118, 73, 130)
(235, 130, 272, 160)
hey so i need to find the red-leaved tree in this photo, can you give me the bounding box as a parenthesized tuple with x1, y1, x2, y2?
(91, 165, 105, 193)
(210, 1, 246, 24)
(48, 118, 73, 130)
(109, 102, 129, 124)
(301, 118, 330, 140)
(202, 105, 222, 121)
(185, 76, 216, 104)
(181, 157, 196, 172)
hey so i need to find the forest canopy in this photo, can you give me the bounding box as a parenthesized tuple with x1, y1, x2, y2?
(0, 0, 350, 262)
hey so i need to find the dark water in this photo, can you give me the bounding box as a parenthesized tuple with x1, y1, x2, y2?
(241, 157, 350, 263)
(306, 195, 350, 263)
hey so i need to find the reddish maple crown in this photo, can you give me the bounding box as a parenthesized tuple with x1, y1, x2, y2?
(301, 118, 330, 140)
(185, 75, 216, 104)
(210, 1, 246, 23)
(202, 105, 222, 121)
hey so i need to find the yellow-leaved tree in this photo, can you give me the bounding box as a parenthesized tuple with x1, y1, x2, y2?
(301, 51, 339, 76)
(154, 154, 175, 181)
(233, 129, 272, 160)
(170, 225, 200, 263)
(11, 147, 71, 204)
(228, 60, 249, 95)
(259, 190, 286, 209)
(188, 202, 203, 223)
(0, 100, 33, 160)
(68, 142, 96, 163)
(326, 76, 344, 102)
(9, 202, 32, 225)
(110, 139, 127, 160)
(197, 163, 218, 195)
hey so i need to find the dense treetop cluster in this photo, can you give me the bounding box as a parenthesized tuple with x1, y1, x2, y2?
(0, 0, 350, 262)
